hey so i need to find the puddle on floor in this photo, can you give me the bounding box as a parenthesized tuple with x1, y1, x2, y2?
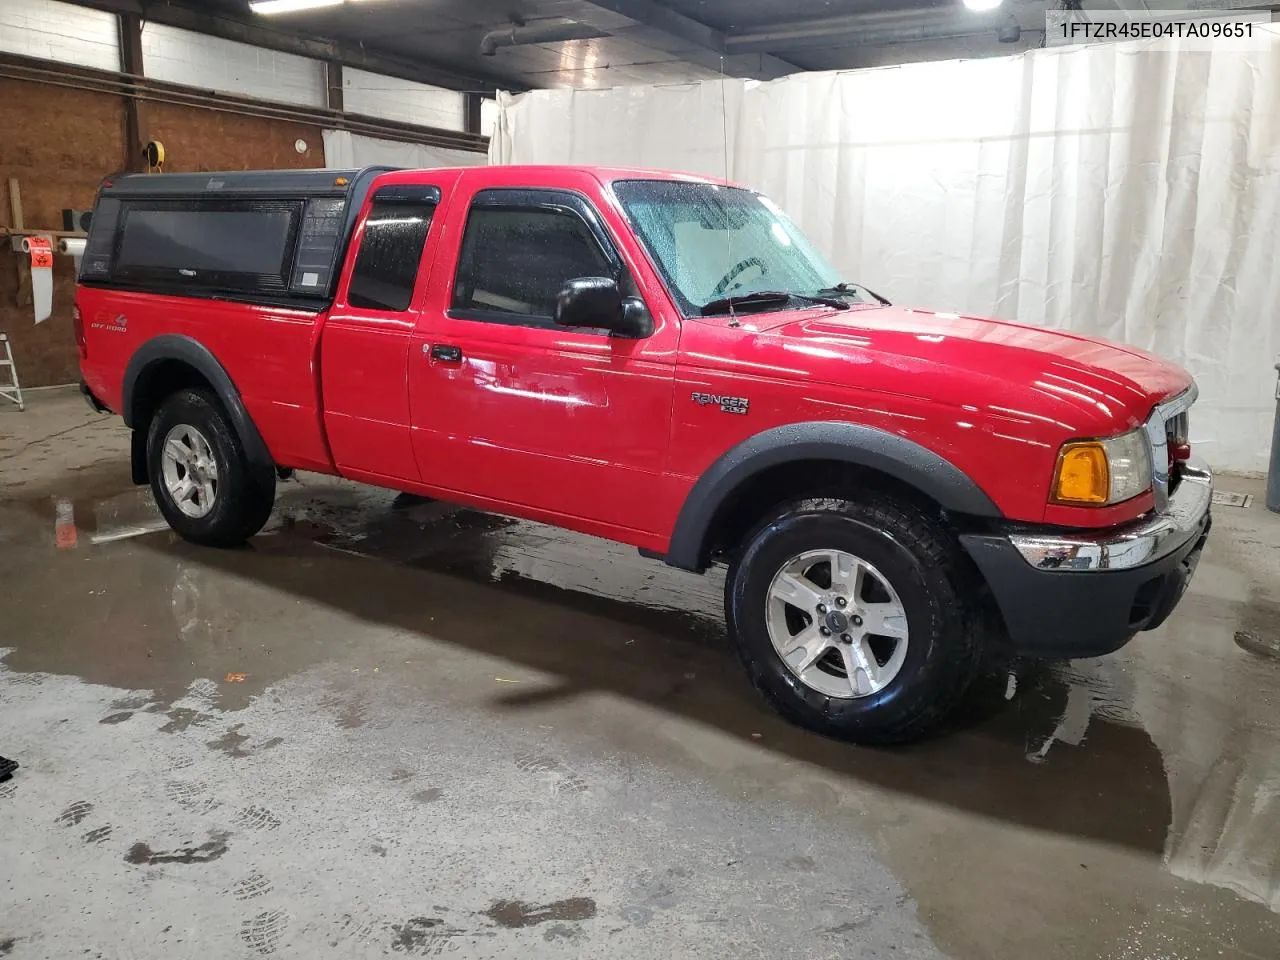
(3, 470, 1280, 957)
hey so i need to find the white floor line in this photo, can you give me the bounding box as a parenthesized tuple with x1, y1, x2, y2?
(90, 520, 171, 544)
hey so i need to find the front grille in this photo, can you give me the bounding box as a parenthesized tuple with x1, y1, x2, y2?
(1143, 385, 1197, 510)
(1166, 409, 1189, 496)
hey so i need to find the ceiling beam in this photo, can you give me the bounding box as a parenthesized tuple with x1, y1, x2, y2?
(724, 9, 1012, 53)
(566, 0, 801, 79)
(70, 0, 523, 94)
(117, 10, 144, 170)
(463, 91, 483, 135)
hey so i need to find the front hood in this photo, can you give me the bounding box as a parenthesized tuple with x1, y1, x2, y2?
(743, 305, 1192, 432)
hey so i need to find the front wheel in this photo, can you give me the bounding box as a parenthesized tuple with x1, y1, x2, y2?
(725, 495, 982, 744)
(147, 388, 276, 547)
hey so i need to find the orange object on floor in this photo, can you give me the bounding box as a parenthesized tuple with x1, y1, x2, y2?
(54, 498, 76, 549)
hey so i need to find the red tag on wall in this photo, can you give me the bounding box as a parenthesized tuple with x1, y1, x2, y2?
(27, 236, 53, 270)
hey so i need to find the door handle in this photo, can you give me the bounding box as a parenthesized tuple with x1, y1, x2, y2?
(429, 344, 463, 363)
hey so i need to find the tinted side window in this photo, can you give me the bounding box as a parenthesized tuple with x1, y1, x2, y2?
(114, 200, 300, 293)
(452, 207, 612, 320)
(347, 202, 435, 311)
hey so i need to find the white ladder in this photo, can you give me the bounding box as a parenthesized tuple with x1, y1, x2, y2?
(0, 333, 24, 411)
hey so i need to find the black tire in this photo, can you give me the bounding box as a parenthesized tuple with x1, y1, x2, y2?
(147, 388, 276, 547)
(725, 495, 982, 744)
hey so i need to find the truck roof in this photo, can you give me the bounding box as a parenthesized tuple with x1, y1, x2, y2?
(376, 164, 732, 187)
(98, 164, 731, 199)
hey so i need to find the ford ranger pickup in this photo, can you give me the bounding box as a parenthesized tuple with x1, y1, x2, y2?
(75, 164, 1212, 743)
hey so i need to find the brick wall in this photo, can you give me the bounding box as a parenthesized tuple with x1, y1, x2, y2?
(0, 78, 123, 388)
(136, 101, 324, 172)
(0, 77, 327, 388)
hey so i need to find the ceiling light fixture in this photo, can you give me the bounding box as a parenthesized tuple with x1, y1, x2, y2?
(962, 0, 1003, 11)
(249, 0, 345, 15)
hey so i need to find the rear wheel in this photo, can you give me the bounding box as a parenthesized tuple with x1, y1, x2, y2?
(147, 388, 275, 547)
(725, 495, 981, 744)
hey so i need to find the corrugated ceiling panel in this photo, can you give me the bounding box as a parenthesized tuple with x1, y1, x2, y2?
(141, 22, 326, 108)
(0, 0, 119, 72)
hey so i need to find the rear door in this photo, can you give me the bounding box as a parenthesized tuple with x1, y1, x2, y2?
(321, 181, 447, 483)
(408, 180, 680, 541)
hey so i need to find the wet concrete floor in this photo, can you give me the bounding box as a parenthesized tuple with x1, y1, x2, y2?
(2, 389, 1279, 958)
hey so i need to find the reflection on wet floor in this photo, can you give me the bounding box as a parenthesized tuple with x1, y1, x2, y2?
(4, 470, 1280, 956)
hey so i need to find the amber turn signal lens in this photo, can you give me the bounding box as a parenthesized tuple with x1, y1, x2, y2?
(1053, 442, 1110, 504)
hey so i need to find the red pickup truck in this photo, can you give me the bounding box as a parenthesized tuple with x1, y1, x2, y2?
(76, 164, 1212, 743)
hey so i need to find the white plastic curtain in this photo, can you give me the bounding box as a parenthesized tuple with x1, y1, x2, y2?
(322, 129, 486, 171)
(491, 33, 1280, 474)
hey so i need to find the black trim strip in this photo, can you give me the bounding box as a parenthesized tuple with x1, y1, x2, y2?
(78, 279, 329, 313)
(373, 184, 443, 204)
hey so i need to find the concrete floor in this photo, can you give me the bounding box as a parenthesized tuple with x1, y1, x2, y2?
(2, 388, 1279, 960)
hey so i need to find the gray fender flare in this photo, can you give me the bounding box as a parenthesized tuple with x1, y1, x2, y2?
(122, 334, 273, 469)
(664, 421, 1001, 571)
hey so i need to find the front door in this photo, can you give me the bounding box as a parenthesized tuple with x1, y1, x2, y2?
(409, 185, 678, 541)
(321, 182, 443, 484)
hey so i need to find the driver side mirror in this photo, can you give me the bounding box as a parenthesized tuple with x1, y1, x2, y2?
(555, 277, 653, 339)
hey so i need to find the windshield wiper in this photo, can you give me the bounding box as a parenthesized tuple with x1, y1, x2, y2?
(701, 290, 849, 316)
(818, 282, 892, 306)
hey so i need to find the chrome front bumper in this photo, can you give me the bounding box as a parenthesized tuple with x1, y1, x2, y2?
(1009, 458, 1213, 571)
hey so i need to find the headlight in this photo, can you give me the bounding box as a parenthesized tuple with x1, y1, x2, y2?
(1051, 429, 1152, 505)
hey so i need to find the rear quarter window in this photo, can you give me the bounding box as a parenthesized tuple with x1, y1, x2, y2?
(346, 201, 435, 312)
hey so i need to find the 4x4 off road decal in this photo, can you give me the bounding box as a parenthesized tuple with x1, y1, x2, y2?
(692, 392, 749, 415)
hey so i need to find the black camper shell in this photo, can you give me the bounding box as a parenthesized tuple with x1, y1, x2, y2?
(80, 167, 396, 309)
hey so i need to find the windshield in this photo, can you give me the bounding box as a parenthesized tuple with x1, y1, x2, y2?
(612, 179, 852, 315)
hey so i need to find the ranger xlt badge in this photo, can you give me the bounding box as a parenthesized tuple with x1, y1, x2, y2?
(692, 392, 749, 415)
